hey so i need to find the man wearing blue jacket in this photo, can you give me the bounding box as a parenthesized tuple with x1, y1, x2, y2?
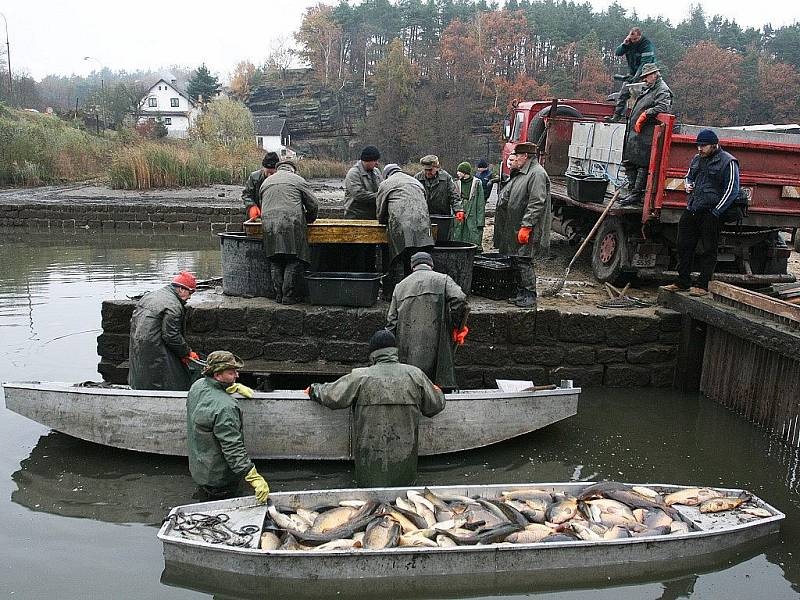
(663, 129, 740, 296)
(607, 27, 656, 122)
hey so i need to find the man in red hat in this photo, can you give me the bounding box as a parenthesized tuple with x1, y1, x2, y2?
(128, 271, 200, 390)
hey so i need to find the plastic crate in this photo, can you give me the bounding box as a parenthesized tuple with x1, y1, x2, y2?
(471, 254, 518, 300)
(304, 272, 382, 307)
(566, 174, 608, 203)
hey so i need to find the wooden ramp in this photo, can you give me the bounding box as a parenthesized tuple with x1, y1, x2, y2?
(660, 282, 800, 445)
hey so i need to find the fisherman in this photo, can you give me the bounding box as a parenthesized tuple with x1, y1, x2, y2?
(474, 158, 494, 200)
(186, 351, 270, 503)
(343, 145, 384, 272)
(305, 329, 445, 487)
(620, 63, 673, 207)
(128, 271, 199, 391)
(386, 251, 468, 390)
(415, 155, 464, 229)
(493, 142, 552, 309)
(242, 151, 279, 220)
(662, 129, 740, 296)
(606, 27, 657, 123)
(259, 159, 319, 304)
(376, 163, 436, 299)
(451, 161, 486, 249)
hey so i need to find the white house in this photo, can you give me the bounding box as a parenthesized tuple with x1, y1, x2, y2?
(254, 115, 293, 157)
(136, 74, 199, 139)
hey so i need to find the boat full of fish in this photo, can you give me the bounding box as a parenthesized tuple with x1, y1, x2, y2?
(253, 481, 772, 551)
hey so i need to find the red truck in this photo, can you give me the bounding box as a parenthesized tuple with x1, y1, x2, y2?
(501, 99, 800, 285)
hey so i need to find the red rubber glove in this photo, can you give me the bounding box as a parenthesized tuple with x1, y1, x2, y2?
(517, 226, 532, 245)
(433, 384, 442, 393)
(303, 386, 311, 397)
(633, 112, 648, 133)
(181, 351, 199, 366)
(452, 325, 469, 345)
(455, 211, 465, 222)
(248, 205, 261, 219)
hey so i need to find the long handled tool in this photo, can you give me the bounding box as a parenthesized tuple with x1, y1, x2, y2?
(543, 187, 623, 296)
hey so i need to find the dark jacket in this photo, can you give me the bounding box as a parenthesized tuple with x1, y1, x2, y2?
(686, 148, 740, 217)
(376, 172, 435, 262)
(309, 346, 445, 487)
(128, 285, 191, 391)
(242, 169, 266, 210)
(475, 168, 494, 200)
(386, 266, 468, 389)
(615, 36, 656, 79)
(186, 376, 255, 489)
(259, 168, 319, 263)
(344, 160, 383, 219)
(622, 76, 673, 167)
(494, 158, 552, 258)
(414, 169, 464, 216)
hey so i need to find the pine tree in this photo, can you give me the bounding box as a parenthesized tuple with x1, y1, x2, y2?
(186, 64, 221, 104)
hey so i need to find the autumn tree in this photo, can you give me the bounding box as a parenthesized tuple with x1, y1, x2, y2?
(671, 41, 742, 125)
(229, 61, 259, 102)
(192, 97, 254, 147)
(756, 57, 800, 123)
(576, 47, 610, 101)
(264, 36, 295, 80)
(295, 3, 344, 86)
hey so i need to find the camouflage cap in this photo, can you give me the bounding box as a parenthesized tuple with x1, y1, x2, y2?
(638, 63, 661, 79)
(420, 154, 440, 167)
(203, 350, 244, 375)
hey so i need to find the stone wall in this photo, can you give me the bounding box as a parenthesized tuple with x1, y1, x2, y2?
(98, 293, 681, 388)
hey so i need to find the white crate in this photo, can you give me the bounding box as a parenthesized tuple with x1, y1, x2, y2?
(591, 123, 627, 150)
(568, 144, 592, 160)
(590, 146, 623, 164)
(571, 122, 596, 148)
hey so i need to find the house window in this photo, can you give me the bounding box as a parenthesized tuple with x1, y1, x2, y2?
(164, 118, 172, 126)
(257, 136, 264, 147)
(148, 97, 157, 107)
(170, 97, 179, 108)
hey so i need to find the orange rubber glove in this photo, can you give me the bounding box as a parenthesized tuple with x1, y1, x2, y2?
(181, 351, 200, 366)
(303, 386, 311, 397)
(633, 112, 648, 133)
(248, 205, 261, 219)
(455, 211, 465, 222)
(517, 226, 532, 245)
(452, 325, 469, 345)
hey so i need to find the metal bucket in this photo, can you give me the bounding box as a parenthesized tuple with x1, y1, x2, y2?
(431, 241, 478, 294)
(218, 232, 273, 298)
(430, 214, 454, 242)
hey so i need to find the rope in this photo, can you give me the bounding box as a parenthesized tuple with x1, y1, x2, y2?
(165, 511, 260, 547)
(597, 296, 654, 309)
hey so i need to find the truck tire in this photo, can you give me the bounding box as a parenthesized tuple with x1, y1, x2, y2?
(591, 216, 630, 284)
(526, 105, 583, 149)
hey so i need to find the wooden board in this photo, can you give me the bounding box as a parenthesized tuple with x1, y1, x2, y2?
(709, 281, 800, 325)
(307, 219, 388, 244)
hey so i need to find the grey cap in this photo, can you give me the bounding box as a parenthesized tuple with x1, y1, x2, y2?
(638, 63, 661, 79)
(411, 251, 434, 269)
(383, 163, 401, 178)
(420, 154, 439, 167)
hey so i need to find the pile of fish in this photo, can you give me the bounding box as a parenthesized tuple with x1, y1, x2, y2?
(258, 482, 771, 551)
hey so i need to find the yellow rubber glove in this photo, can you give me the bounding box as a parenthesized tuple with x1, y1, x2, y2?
(244, 466, 270, 504)
(226, 383, 254, 398)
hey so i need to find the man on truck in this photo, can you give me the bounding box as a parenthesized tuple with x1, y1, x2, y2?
(620, 63, 672, 207)
(662, 129, 740, 296)
(607, 27, 656, 123)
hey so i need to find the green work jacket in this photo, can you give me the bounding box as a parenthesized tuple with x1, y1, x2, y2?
(451, 176, 486, 247)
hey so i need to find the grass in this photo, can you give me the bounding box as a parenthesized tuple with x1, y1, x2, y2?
(0, 105, 112, 185)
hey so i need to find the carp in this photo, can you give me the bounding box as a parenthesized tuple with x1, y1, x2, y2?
(364, 516, 401, 549)
(664, 487, 723, 506)
(311, 506, 358, 533)
(699, 492, 752, 514)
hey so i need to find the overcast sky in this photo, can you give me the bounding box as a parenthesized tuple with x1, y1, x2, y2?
(1, 1, 796, 81)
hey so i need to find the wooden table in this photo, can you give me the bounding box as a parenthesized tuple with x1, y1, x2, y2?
(307, 219, 388, 244)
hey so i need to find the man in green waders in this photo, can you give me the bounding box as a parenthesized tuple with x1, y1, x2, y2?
(305, 330, 445, 487)
(451, 161, 486, 249)
(186, 351, 270, 502)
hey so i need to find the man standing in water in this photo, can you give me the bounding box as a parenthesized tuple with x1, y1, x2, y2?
(128, 271, 199, 391)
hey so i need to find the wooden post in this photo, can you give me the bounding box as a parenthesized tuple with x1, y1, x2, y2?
(673, 314, 706, 392)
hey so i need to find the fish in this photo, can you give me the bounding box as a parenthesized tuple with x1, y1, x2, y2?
(423, 487, 450, 511)
(568, 521, 603, 541)
(295, 508, 319, 527)
(476, 499, 512, 523)
(288, 514, 311, 532)
(407, 490, 436, 513)
(632, 525, 671, 537)
(505, 525, 554, 544)
(632, 508, 647, 523)
(541, 533, 579, 542)
(632, 486, 662, 502)
(546, 498, 579, 524)
(409, 497, 437, 527)
(670, 521, 690, 534)
(437, 523, 523, 546)
(436, 534, 458, 547)
(699, 492, 752, 514)
(260, 531, 281, 550)
(395, 497, 416, 513)
(311, 506, 358, 533)
(502, 489, 553, 503)
(399, 534, 438, 547)
(603, 525, 631, 540)
(292, 501, 380, 546)
(339, 500, 367, 508)
(438, 493, 480, 505)
(268, 505, 299, 531)
(582, 499, 637, 527)
(741, 507, 772, 518)
(382, 509, 421, 533)
(484, 498, 529, 527)
(363, 516, 401, 549)
(465, 507, 505, 528)
(643, 509, 673, 529)
(577, 481, 630, 501)
(664, 487, 723, 507)
(313, 538, 362, 551)
(278, 532, 307, 550)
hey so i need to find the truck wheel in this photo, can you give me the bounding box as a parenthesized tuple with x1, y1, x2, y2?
(591, 216, 630, 284)
(527, 105, 583, 149)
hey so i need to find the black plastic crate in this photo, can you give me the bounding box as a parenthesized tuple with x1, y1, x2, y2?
(304, 272, 382, 307)
(566, 173, 608, 203)
(471, 254, 518, 300)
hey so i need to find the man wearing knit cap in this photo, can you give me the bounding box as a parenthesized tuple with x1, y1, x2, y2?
(475, 158, 495, 200)
(386, 252, 469, 390)
(186, 350, 270, 502)
(242, 152, 279, 220)
(376, 164, 435, 299)
(306, 329, 444, 486)
(452, 161, 486, 248)
(344, 146, 383, 219)
(415, 154, 464, 239)
(662, 128, 740, 296)
(128, 271, 199, 390)
(494, 141, 552, 308)
(259, 160, 319, 304)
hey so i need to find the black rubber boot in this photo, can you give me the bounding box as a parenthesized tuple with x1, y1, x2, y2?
(514, 289, 537, 309)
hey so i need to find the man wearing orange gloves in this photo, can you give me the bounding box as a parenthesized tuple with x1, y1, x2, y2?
(241, 152, 279, 220)
(128, 271, 200, 390)
(620, 63, 672, 207)
(493, 142, 552, 308)
(386, 252, 468, 391)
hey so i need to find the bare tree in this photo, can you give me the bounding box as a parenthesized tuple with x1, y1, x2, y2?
(265, 35, 295, 79)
